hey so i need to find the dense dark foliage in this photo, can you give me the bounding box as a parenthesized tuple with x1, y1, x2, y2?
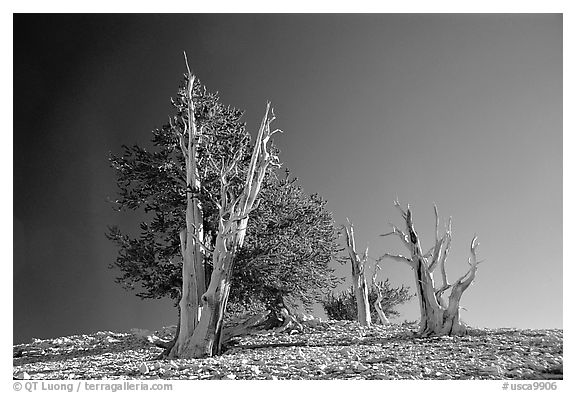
(230, 171, 343, 313)
(321, 280, 414, 322)
(107, 75, 340, 314)
(107, 75, 250, 304)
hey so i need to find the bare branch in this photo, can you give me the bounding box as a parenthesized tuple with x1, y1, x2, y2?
(393, 198, 408, 220)
(380, 223, 411, 250)
(427, 232, 447, 272)
(344, 218, 356, 253)
(362, 244, 369, 263)
(201, 186, 221, 211)
(241, 102, 282, 212)
(434, 204, 439, 242)
(438, 218, 452, 287)
(244, 102, 269, 195)
(453, 235, 481, 292)
(371, 264, 379, 286)
(183, 51, 192, 77)
(379, 253, 415, 269)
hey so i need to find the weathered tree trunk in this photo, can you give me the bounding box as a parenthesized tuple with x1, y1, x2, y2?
(372, 280, 390, 325)
(220, 310, 273, 345)
(373, 286, 390, 325)
(371, 261, 390, 325)
(343, 220, 371, 327)
(381, 202, 481, 336)
(174, 102, 281, 358)
(169, 63, 207, 358)
(179, 218, 247, 357)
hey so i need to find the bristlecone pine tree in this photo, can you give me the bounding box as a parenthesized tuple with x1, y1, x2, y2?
(321, 280, 413, 323)
(342, 219, 371, 327)
(108, 59, 253, 357)
(380, 200, 482, 336)
(108, 67, 340, 354)
(371, 263, 391, 324)
(171, 59, 281, 357)
(108, 54, 282, 359)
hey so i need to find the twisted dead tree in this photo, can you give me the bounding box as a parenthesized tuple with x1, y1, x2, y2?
(173, 102, 282, 358)
(342, 219, 371, 327)
(371, 263, 390, 325)
(380, 201, 482, 336)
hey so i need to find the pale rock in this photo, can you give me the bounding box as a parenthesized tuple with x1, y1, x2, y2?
(139, 363, 150, 374)
(15, 371, 31, 380)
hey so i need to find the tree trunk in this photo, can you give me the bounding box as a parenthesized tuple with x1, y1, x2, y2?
(169, 69, 206, 358)
(177, 218, 248, 358)
(353, 269, 371, 327)
(381, 202, 481, 336)
(343, 220, 371, 327)
(169, 101, 281, 358)
(373, 290, 390, 325)
(220, 310, 273, 345)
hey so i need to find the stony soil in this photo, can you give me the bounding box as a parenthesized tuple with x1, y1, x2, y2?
(13, 320, 562, 380)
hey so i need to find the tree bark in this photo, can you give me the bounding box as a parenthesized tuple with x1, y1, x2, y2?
(381, 201, 481, 336)
(343, 220, 371, 327)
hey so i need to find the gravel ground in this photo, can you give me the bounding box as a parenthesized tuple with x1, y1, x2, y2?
(13, 320, 562, 380)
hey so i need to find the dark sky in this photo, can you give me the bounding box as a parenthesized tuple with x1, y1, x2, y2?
(13, 14, 562, 344)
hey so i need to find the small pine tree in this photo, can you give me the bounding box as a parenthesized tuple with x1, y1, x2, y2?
(321, 280, 414, 322)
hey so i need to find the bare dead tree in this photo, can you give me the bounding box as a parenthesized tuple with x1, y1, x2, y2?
(342, 219, 371, 327)
(371, 263, 390, 325)
(380, 200, 482, 336)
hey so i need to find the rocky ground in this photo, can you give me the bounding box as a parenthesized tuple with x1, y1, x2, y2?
(13, 320, 562, 380)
